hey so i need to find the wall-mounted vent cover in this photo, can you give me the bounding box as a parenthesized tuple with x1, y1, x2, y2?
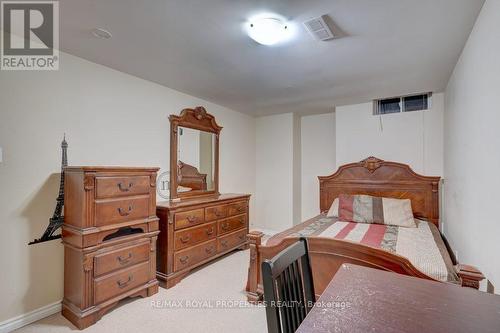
(303, 15, 335, 41)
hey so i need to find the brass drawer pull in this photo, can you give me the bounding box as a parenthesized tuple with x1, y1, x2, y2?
(117, 182, 133, 192)
(214, 209, 224, 217)
(117, 206, 133, 216)
(117, 275, 133, 288)
(236, 206, 245, 212)
(117, 253, 133, 264)
(179, 255, 189, 264)
(206, 227, 215, 236)
(239, 218, 245, 224)
(187, 215, 198, 223)
(221, 223, 230, 231)
(221, 240, 228, 247)
(180, 235, 191, 243)
(205, 246, 215, 254)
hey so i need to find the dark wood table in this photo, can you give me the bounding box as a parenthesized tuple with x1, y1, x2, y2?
(296, 264, 500, 333)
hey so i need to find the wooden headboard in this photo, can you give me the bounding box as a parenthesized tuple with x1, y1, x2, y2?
(318, 157, 441, 227)
(178, 161, 207, 191)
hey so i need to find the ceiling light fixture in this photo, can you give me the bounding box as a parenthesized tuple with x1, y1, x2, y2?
(91, 28, 112, 39)
(246, 14, 294, 46)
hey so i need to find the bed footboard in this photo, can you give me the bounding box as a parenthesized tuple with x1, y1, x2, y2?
(245, 233, 437, 302)
(246, 231, 264, 302)
(456, 264, 485, 289)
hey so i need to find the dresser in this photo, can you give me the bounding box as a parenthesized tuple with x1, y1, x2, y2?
(62, 167, 159, 329)
(156, 194, 250, 287)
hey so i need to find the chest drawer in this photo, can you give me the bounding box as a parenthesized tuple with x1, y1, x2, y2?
(174, 209, 205, 230)
(227, 201, 248, 217)
(174, 222, 216, 251)
(94, 241, 150, 277)
(218, 229, 247, 253)
(173, 239, 217, 272)
(205, 205, 228, 221)
(96, 176, 150, 199)
(218, 214, 246, 235)
(93, 261, 150, 304)
(95, 196, 150, 226)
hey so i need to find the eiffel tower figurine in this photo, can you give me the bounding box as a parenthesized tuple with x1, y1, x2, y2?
(29, 135, 68, 245)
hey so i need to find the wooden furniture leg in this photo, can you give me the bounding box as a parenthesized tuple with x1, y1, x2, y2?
(456, 264, 485, 289)
(246, 231, 264, 303)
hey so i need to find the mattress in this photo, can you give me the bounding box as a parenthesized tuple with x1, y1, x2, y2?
(265, 215, 460, 284)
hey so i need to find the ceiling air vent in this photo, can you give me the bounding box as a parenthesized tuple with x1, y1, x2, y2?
(303, 15, 335, 41)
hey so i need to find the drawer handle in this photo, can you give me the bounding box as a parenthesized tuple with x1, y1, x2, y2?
(118, 182, 133, 192)
(117, 275, 133, 288)
(239, 235, 246, 241)
(239, 218, 245, 225)
(236, 206, 245, 212)
(179, 255, 190, 264)
(180, 235, 191, 243)
(221, 240, 228, 247)
(221, 223, 230, 231)
(117, 206, 133, 216)
(206, 227, 215, 236)
(205, 246, 215, 254)
(117, 253, 133, 264)
(187, 215, 198, 223)
(214, 209, 224, 217)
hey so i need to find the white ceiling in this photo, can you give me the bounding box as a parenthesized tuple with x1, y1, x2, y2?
(60, 0, 485, 116)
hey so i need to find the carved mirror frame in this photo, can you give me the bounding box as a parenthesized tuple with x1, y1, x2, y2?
(169, 106, 222, 200)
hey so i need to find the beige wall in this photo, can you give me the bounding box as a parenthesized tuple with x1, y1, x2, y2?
(336, 93, 444, 176)
(443, 0, 499, 293)
(0, 51, 256, 322)
(255, 113, 295, 232)
(300, 113, 336, 220)
(259, 94, 444, 231)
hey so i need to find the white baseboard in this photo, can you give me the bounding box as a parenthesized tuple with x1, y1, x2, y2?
(0, 301, 61, 333)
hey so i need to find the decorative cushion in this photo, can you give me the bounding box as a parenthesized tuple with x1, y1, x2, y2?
(338, 194, 416, 228)
(327, 198, 339, 217)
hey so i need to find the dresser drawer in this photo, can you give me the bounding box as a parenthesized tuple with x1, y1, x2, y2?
(205, 205, 228, 221)
(227, 201, 247, 216)
(173, 239, 217, 272)
(94, 241, 150, 277)
(96, 176, 150, 199)
(93, 261, 150, 304)
(95, 197, 150, 226)
(218, 214, 246, 235)
(174, 222, 216, 251)
(218, 229, 247, 252)
(174, 209, 205, 230)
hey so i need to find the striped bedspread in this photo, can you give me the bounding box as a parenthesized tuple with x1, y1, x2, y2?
(265, 215, 460, 284)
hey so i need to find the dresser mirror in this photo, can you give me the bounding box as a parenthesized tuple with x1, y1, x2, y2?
(169, 107, 222, 199)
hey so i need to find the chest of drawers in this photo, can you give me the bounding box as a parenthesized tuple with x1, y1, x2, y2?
(156, 194, 250, 288)
(62, 167, 159, 329)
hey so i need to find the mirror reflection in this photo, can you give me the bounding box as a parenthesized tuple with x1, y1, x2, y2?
(177, 127, 215, 193)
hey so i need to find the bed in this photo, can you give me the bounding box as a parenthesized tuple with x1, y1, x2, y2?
(245, 157, 485, 302)
(177, 160, 207, 191)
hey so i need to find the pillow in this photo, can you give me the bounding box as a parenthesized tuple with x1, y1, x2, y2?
(177, 185, 193, 193)
(326, 198, 339, 217)
(338, 194, 416, 228)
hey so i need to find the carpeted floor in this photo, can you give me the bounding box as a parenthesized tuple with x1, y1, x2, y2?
(15, 249, 267, 333)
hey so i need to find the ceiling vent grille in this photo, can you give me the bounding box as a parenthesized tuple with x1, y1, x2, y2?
(303, 15, 335, 41)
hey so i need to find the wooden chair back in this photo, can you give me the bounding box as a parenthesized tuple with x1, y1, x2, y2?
(262, 238, 315, 333)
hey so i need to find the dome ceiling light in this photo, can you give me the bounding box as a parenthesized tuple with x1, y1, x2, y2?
(245, 14, 294, 46)
(91, 28, 113, 39)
